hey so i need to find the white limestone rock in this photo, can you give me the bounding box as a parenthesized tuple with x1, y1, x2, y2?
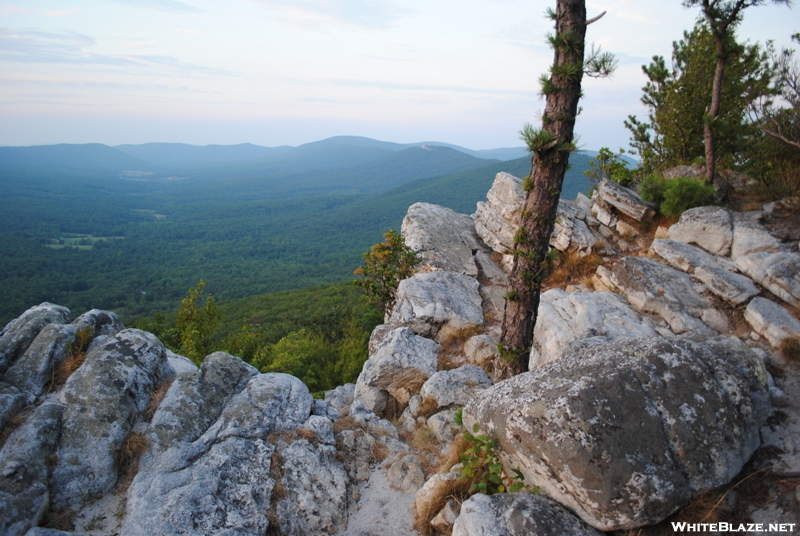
(530, 289, 659, 368)
(668, 206, 733, 256)
(731, 213, 782, 260)
(611, 257, 723, 336)
(419, 365, 492, 409)
(453, 493, 603, 536)
(473, 172, 525, 254)
(594, 178, 655, 222)
(744, 297, 800, 347)
(354, 327, 439, 414)
(390, 271, 484, 338)
(402, 202, 484, 277)
(464, 337, 770, 531)
(737, 251, 800, 307)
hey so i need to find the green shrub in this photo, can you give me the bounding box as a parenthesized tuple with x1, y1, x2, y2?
(453, 408, 538, 495)
(639, 175, 716, 218)
(584, 147, 635, 188)
(353, 229, 418, 314)
(638, 174, 669, 207)
(660, 176, 716, 217)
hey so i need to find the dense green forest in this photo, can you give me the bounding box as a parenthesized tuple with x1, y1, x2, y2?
(0, 137, 593, 326)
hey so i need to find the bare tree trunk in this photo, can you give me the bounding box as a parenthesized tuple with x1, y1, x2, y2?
(704, 42, 726, 185)
(497, 0, 587, 378)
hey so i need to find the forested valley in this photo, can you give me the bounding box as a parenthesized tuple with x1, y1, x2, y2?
(0, 136, 596, 390)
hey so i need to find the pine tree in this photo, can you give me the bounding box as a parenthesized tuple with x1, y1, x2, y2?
(497, 0, 614, 377)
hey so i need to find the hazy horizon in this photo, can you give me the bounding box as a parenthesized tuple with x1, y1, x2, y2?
(1, 1, 796, 152)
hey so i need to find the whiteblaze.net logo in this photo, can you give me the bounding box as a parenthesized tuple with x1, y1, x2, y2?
(671, 522, 797, 533)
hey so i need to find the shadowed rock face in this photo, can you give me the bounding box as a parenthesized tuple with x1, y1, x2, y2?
(453, 493, 603, 536)
(464, 337, 770, 531)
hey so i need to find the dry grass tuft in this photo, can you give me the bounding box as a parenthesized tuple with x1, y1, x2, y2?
(410, 427, 441, 457)
(332, 415, 361, 434)
(142, 378, 175, 422)
(543, 250, 604, 290)
(416, 396, 441, 421)
(779, 335, 800, 362)
(294, 427, 319, 442)
(411, 475, 473, 536)
(48, 326, 95, 391)
(114, 432, 150, 492)
(436, 434, 470, 475)
(371, 440, 390, 463)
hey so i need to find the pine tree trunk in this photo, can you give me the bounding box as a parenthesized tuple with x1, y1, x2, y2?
(497, 0, 587, 378)
(704, 42, 726, 185)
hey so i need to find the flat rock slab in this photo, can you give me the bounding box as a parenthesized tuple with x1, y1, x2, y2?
(390, 271, 483, 338)
(650, 239, 736, 273)
(474, 172, 525, 254)
(530, 289, 658, 368)
(668, 206, 733, 256)
(464, 337, 770, 531)
(402, 202, 484, 277)
(453, 493, 603, 536)
(611, 257, 725, 336)
(737, 251, 800, 307)
(594, 178, 655, 222)
(744, 297, 800, 347)
(731, 213, 781, 260)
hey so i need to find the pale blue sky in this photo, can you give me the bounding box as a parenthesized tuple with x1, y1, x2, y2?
(1, 0, 796, 151)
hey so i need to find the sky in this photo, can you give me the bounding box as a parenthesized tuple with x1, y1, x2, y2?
(0, 0, 797, 152)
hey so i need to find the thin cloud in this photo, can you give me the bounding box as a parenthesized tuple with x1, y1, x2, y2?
(173, 28, 201, 35)
(105, 0, 200, 13)
(247, 0, 410, 29)
(0, 28, 237, 76)
(0, 6, 32, 16)
(329, 77, 529, 97)
(44, 10, 81, 17)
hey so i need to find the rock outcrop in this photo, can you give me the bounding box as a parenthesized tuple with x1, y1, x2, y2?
(464, 337, 771, 531)
(2, 166, 798, 536)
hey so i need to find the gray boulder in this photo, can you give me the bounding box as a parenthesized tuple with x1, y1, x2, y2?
(737, 251, 800, 307)
(693, 264, 760, 305)
(50, 329, 174, 510)
(124, 373, 317, 536)
(530, 289, 658, 368)
(390, 271, 483, 339)
(3, 323, 77, 402)
(402, 202, 484, 277)
(611, 257, 726, 336)
(668, 206, 733, 256)
(0, 403, 63, 536)
(744, 296, 800, 347)
(474, 172, 525, 254)
(731, 213, 781, 260)
(354, 327, 439, 414)
(594, 178, 655, 222)
(0, 303, 70, 376)
(0, 382, 28, 433)
(650, 239, 736, 273)
(453, 493, 603, 536)
(71, 308, 125, 336)
(147, 351, 258, 454)
(419, 364, 492, 409)
(464, 337, 770, 531)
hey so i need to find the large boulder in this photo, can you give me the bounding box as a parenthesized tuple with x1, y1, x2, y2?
(419, 364, 492, 409)
(452, 493, 603, 536)
(611, 257, 727, 336)
(464, 337, 770, 531)
(744, 297, 800, 347)
(731, 213, 782, 260)
(0, 403, 63, 536)
(473, 172, 525, 254)
(390, 271, 483, 339)
(737, 251, 800, 307)
(354, 327, 440, 414)
(402, 202, 485, 277)
(50, 329, 175, 510)
(668, 206, 733, 256)
(123, 373, 331, 536)
(0, 303, 71, 377)
(530, 289, 658, 368)
(146, 351, 258, 455)
(593, 178, 655, 222)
